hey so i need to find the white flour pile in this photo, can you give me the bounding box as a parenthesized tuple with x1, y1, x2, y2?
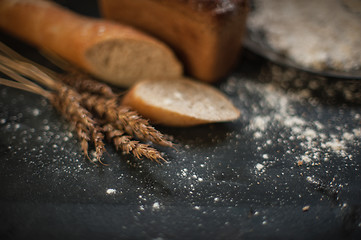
(248, 0, 361, 71)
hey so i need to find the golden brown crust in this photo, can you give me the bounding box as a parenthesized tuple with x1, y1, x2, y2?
(100, 0, 249, 82)
(0, 0, 182, 86)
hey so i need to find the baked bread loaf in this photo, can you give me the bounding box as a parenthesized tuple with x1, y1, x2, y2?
(0, 0, 183, 87)
(99, 0, 249, 83)
(122, 78, 240, 127)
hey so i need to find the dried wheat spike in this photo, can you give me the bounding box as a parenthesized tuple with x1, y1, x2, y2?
(80, 93, 173, 147)
(50, 91, 93, 158)
(49, 85, 107, 163)
(58, 72, 117, 97)
(51, 85, 96, 130)
(103, 124, 166, 164)
(73, 118, 106, 165)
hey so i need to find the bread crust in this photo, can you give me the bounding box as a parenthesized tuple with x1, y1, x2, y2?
(0, 0, 182, 86)
(100, 0, 249, 82)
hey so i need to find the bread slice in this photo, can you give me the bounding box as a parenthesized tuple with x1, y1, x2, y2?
(0, 0, 182, 87)
(122, 78, 240, 127)
(100, 0, 249, 83)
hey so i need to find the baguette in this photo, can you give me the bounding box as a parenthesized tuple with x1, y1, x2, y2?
(122, 78, 240, 127)
(0, 0, 182, 87)
(100, 0, 249, 83)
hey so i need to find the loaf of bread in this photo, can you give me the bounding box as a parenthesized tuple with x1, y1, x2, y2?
(122, 78, 240, 127)
(0, 0, 183, 87)
(99, 0, 249, 83)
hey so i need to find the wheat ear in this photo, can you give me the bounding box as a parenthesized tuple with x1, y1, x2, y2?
(80, 93, 173, 147)
(103, 124, 166, 164)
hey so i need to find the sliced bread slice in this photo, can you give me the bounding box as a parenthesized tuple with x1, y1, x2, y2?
(122, 78, 240, 127)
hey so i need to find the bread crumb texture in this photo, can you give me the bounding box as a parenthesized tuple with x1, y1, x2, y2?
(123, 78, 240, 126)
(86, 39, 182, 87)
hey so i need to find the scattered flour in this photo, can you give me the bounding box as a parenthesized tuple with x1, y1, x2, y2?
(32, 108, 40, 116)
(256, 163, 264, 171)
(152, 202, 161, 210)
(225, 68, 361, 173)
(247, 83, 357, 166)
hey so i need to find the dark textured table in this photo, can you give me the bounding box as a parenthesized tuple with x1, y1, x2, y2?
(1, 1, 361, 239)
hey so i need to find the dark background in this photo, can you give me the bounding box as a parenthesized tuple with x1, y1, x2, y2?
(1, 1, 361, 239)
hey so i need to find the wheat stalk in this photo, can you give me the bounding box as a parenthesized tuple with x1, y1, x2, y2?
(0, 77, 49, 98)
(0, 55, 58, 89)
(0, 42, 55, 76)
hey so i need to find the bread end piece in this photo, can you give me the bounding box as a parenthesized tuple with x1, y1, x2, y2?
(122, 78, 240, 127)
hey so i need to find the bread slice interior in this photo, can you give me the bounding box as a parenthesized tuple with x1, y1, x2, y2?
(122, 78, 240, 126)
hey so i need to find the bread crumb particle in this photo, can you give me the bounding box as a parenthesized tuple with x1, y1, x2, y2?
(302, 205, 310, 212)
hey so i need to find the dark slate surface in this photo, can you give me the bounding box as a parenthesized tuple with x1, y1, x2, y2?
(1, 1, 361, 239)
